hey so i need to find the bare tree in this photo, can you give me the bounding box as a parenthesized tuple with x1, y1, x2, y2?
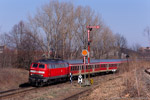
(131, 43, 141, 52)
(92, 26, 116, 59)
(29, 1, 77, 59)
(28, 1, 119, 60)
(114, 33, 127, 58)
(144, 26, 150, 46)
(2, 21, 42, 69)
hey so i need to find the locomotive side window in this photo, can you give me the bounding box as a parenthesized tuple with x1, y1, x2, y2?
(61, 64, 64, 67)
(65, 63, 68, 67)
(52, 64, 55, 68)
(39, 64, 45, 68)
(48, 64, 51, 68)
(32, 64, 38, 68)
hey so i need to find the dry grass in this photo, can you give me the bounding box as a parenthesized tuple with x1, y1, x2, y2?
(0, 68, 29, 91)
(120, 60, 150, 98)
(78, 60, 150, 100)
(78, 76, 126, 100)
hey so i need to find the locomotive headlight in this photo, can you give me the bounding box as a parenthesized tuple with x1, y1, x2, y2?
(30, 70, 36, 73)
(38, 71, 45, 74)
(112, 69, 116, 72)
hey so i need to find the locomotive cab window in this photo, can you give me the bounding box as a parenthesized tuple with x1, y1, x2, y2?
(39, 64, 45, 68)
(32, 64, 38, 68)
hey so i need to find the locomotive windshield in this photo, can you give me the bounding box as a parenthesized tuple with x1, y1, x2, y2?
(32, 64, 38, 68)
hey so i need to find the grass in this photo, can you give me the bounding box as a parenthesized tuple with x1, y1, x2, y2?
(119, 60, 150, 98)
(0, 68, 29, 91)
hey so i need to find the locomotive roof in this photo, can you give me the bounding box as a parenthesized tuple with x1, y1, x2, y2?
(66, 59, 125, 64)
(34, 59, 67, 64)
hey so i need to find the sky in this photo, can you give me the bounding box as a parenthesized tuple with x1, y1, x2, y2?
(0, 0, 150, 47)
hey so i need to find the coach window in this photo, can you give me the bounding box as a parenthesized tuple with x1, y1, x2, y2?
(96, 65, 98, 68)
(71, 66, 72, 71)
(111, 64, 113, 67)
(89, 65, 91, 69)
(110, 64, 112, 67)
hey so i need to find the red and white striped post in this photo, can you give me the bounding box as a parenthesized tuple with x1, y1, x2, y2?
(87, 29, 90, 64)
(86, 25, 100, 64)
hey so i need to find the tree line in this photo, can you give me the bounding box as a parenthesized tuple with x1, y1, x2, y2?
(0, 1, 127, 69)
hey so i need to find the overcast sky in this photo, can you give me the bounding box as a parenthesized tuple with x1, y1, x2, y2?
(0, 0, 150, 47)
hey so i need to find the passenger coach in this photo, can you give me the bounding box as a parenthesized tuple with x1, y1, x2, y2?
(68, 59, 123, 76)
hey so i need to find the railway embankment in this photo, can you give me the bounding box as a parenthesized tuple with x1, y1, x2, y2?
(0, 68, 29, 91)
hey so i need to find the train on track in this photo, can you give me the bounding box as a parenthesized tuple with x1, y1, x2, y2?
(29, 59, 126, 86)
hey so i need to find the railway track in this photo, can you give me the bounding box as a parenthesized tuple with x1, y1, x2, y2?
(0, 80, 71, 100)
(0, 87, 36, 99)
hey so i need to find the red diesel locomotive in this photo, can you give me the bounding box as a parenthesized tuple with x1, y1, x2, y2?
(29, 59, 125, 86)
